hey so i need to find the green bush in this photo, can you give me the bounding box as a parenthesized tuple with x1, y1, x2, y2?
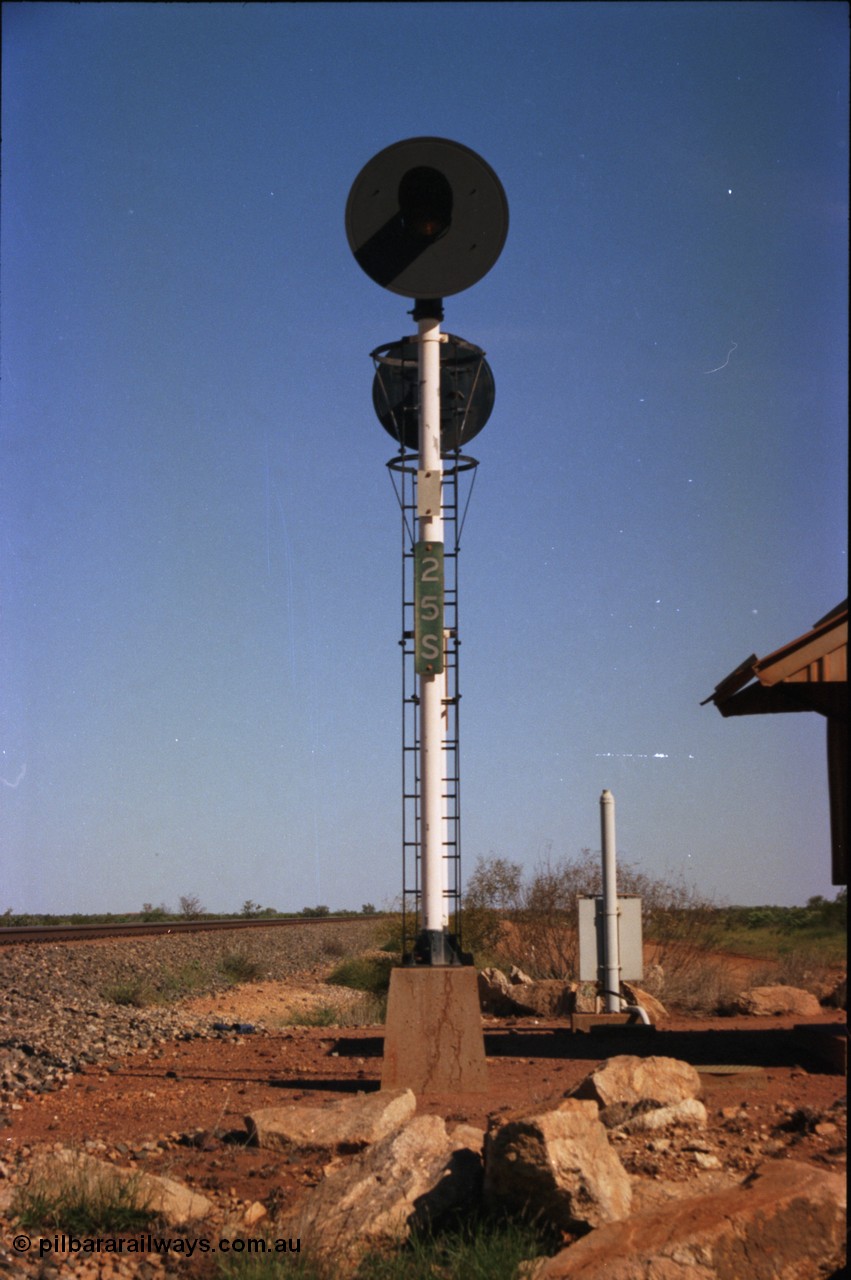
(326, 954, 394, 996)
(218, 949, 264, 984)
(288, 1003, 342, 1028)
(159, 960, 208, 998)
(102, 978, 156, 1008)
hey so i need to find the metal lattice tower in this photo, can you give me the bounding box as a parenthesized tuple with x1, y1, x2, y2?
(374, 336, 486, 963)
(388, 450, 478, 961)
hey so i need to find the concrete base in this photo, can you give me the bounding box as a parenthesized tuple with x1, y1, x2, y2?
(381, 966, 488, 1095)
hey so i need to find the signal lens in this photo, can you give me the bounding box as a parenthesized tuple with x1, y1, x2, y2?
(398, 166, 453, 240)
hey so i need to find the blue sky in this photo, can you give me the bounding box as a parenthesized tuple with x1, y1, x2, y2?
(2, 2, 847, 914)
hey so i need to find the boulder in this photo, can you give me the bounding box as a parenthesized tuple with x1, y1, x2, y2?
(621, 981, 667, 1024)
(479, 968, 570, 1018)
(483, 1098, 631, 1231)
(568, 983, 599, 1014)
(525, 1159, 846, 1279)
(509, 980, 572, 1018)
(294, 1115, 483, 1273)
(509, 965, 534, 985)
(29, 1148, 212, 1224)
(731, 985, 822, 1017)
(572, 1055, 701, 1108)
(621, 1097, 707, 1134)
(245, 1087, 416, 1153)
(479, 967, 521, 1015)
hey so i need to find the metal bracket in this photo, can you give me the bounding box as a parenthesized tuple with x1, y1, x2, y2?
(417, 468, 442, 518)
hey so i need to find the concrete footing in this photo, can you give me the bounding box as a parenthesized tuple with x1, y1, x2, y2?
(381, 966, 488, 1094)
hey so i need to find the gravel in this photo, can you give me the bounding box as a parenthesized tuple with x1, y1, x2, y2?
(0, 919, 383, 1108)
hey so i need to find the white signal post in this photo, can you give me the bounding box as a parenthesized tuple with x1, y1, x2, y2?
(345, 137, 508, 972)
(600, 788, 622, 1012)
(417, 307, 448, 950)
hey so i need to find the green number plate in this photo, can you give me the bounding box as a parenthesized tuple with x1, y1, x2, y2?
(414, 541, 444, 675)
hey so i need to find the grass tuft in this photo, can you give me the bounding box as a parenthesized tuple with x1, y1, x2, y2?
(13, 1159, 157, 1235)
(215, 1208, 555, 1279)
(103, 960, 209, 1006)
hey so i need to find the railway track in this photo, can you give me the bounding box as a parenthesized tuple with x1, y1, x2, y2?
(0, 915, 377, 945)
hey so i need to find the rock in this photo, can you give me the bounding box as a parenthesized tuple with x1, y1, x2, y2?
(479, 968, 520, 1015)
(525, 1159, 846, 1279)
(572, 1055, 702, 1109)
(509, 965, 534, 985)
(731, 984, 822, 1017)
(483, 1098, 631, 1231)
(630, 1168, 738, 1216)
(569, 983, 598, 1014)
(243, 1200, 268, 1227)
(244, 1088, 416, 1153)
(621, 1098, 708, 1134)
(621, 982, 667, 1024)
(507, 981, 571, 1019)
(30, 1148, 212, 1223)
(823, 974, 846, 1009)
(479, 969, 570, 1018)
(294, 1114, 483, 1273)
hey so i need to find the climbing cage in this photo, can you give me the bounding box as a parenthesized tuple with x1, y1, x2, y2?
(371, 334, 494, 962)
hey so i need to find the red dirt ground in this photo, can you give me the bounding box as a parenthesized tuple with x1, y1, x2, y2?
(3, 997, 845, 1212)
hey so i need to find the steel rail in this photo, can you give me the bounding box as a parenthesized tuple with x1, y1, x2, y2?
(0, 915, 381, 945)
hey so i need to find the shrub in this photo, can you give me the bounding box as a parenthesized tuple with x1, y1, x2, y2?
(218, 949, 263, 984)
(320, 936, 348, 959)
(461, 850, 724, 1003)
(102, 978, 156, 1008)
(376, 914, 405, 955)
(286, 992, 387, 1029)
(657, 960, 739, 1015)
(159, 960, 208, 999)
(140, 902, 169, 921)
(326, 954, 394, 996)
(288, 1003, 342, 1028)
(327, 954, 393, 996)
(104, 960, 208, 1006)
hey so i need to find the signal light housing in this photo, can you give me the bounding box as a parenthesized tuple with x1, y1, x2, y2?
(346, 137, 508, 298)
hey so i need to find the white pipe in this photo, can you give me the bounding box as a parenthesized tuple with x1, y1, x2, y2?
(600, 789, 621, 1012)
(419, 312, 447, 937)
